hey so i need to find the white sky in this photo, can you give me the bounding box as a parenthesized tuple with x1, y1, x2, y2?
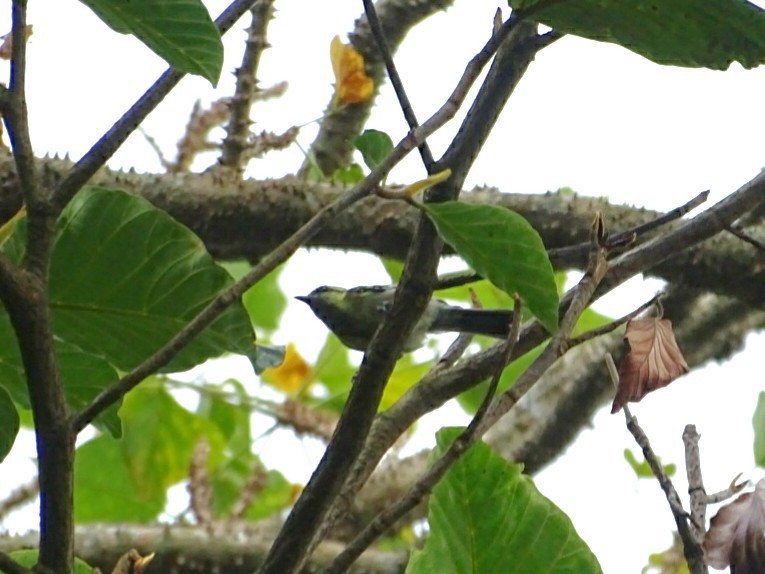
(2, 1, 765, 572)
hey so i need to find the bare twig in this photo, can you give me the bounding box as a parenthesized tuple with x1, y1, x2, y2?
(606, 354, 707, 574)
(361, 0, 434, 168)
(0, 1, 36, 206)
(219, 0, 276, 171)
(0, 477, 38, 520)
(188, 440, 214, 531)
(169, 100, 230, 173)
(567, 293, 662, 347)
(726, 223, 765, 251)
(229, 464, 269, 520)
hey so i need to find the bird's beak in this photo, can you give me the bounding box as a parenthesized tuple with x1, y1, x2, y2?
(295, 295, 310, 304)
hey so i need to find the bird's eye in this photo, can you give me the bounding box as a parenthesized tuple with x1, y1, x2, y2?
(376, 301, 391, 315)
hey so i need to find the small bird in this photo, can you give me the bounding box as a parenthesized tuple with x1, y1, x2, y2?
(296, 285, 513, 352)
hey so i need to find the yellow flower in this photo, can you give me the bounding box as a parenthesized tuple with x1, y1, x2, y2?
(261, 343, 313, 394)
(330, 36, 374, 105)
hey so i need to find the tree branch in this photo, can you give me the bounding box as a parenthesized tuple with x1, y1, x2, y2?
(0, 525, 407, 574)
(51, 0, 263, 212)
(219, 0, 276, 171)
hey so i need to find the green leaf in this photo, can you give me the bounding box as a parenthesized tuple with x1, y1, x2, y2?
(753, 392, 765, 467)
(422, 202, 559, 332)
(354, 129, 394, 170)
(79, 0, 223, 83)
(50, 186, 257, 374)
(223, 262, 287, 332)
(197, 380, 252, 452)
(407, 428, 602, 574)
(333, 163, 366, 184)
(120, 382, 225, 497)
(381, 258, 404, 282)
(0, 386, 19, 463)
(311, 333, 355, 412)
(458, 343, 544, 413)
(74, 434, 166, 523)
(0, 314, 121, 436)
(75, 380, 226, 523)
(624, 449, 676, 479)
(510, 0, 765, 70)
(211, 454, 293, 520)
(57, 343, 122, 437)
(11, 549, 94, 574)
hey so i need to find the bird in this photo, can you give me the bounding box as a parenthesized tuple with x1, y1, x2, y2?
(296, 285, 513, 352)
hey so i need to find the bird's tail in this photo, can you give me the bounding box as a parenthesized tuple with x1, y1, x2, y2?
(430, 307, 513, 338)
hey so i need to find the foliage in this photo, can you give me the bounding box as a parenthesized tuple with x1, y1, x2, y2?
(407, 428, 602, 574)
(422, 201, 559, 333)
(512, 0, 765, 69)
(0, 0, 763, 573)
(79, 0, 223, 83)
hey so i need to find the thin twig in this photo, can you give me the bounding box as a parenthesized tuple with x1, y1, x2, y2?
(726, 224, 765, 251)
(323, 297, 523, 574)
(0, 477, 39, 520)
(567, 293, 662, 347)
(51, 0, 263, 212)
(361, 0, 434, 169)
(606, 354, 707, 574)
(548, 190, 710, 267)
(683, 424, 707, 543)
(219, 0, 276, 171)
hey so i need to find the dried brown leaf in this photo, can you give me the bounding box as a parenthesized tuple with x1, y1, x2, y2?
(704, 477, 765, 573)
(611, 317, 689, 413)
(0, 26, 33, 60)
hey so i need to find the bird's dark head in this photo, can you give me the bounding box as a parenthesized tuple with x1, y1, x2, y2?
(296, 286, 393, 351)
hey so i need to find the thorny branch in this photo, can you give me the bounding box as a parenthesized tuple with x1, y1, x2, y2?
(219, 0, 276, 171)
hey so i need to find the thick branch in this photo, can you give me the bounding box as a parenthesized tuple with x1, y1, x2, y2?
(4, 154, 760, 309)
(0, 525, 406, 574)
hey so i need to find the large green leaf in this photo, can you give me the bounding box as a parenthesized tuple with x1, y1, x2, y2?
(74, 434, 166, 523)
(79, 0, 222, 83)
(407, 428, 602, 574)
(74, 381, 225, 523)
(119, 383, 225, 497)
(0, 314, 121, 436)
(50, 186, 257, 374)
(423, 202, 558, 332)
(511, 0, 765, 70)
(0, 386, 19, 463)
